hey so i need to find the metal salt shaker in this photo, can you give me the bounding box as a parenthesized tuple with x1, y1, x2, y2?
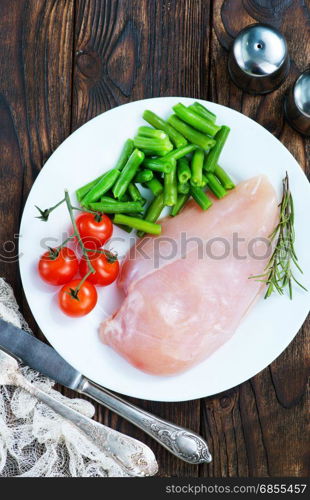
(284, 69, 310, 136)
(228, 23, 290, 94)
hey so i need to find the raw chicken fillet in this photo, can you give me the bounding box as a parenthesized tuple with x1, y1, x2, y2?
(100, 176, 278, 376)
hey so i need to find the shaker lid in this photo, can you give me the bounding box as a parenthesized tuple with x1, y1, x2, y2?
(232, 23, 288, 77)
(294, 69, 310, 117)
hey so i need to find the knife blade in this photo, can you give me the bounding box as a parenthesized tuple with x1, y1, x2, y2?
(0, 318, 82, 389)
(0, 317, 212, 464)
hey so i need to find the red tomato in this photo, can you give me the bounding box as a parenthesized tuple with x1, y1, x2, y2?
(38, 247, 78, 286)
(79, 251, 119, 286)
(58, 279, 97, 317)
(75, 213, 113, 249)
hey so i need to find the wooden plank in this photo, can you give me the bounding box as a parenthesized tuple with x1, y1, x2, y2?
(0, 0, 74, 332)
(73, 0, 212, 128)
(72, 0, 212, 477)
(200, 0, 309, 477)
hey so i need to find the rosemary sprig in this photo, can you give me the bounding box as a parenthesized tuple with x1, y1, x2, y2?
(251, 173, 307, 300)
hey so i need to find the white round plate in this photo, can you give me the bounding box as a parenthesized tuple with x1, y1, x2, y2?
(19, 97, 310, 402)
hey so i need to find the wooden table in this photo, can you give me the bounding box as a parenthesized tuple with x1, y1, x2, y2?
(0, 0, 308, 478)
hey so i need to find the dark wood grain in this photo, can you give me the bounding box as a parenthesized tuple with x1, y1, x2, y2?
(0, 0, 308, 478)
(0, 0, 74, 328)
(200, 0, 310, 478)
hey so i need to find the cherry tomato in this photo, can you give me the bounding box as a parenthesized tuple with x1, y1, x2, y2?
(38, 247, 78, 286)
(79, 251, 119, 286)
(75, 213, 113, 249)
(58, 279, 97, 317)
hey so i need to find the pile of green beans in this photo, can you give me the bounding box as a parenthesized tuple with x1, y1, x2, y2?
(75, 101, 235, 236)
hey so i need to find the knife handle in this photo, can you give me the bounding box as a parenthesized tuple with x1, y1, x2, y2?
(78, 377, 212, 465)
(20, 377, 157, 476)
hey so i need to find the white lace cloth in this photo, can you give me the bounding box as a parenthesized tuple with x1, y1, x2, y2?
(0, 278, 139, 477)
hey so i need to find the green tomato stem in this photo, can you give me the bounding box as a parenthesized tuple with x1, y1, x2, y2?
(35, 198, 66, 221)
(64, 190, 95, 293)
(52, 234, 75, 256)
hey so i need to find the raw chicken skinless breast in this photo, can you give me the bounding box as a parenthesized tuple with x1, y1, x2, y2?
(100, 176, 279, 376)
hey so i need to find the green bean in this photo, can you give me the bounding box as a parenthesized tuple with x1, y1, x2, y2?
(178, 182, 190, 194)
(164, 159, 178, 206)
(81, 168, 121, 206)
(162, 144, 198, 161)
(171, 194, 190, 216)
(128, 183, 145, 204)
(100, 194, 133, 203)
(114, 214, 161, 235)
(190, 186, 213, 210)
(143, 109, 188, 148)
(173, 103, 220, 137)
(204, 126, 230, 173)
(190, 149, 204, 186)
(118, 192, 130, 202)
(137, 126, 167, 140)
(115, 211, 144, 232)
(133, 136, 173, 156)
(127, 212, 144, 218)
(206, 173, 227, 198)
(177, 158, 191, 184)
(188, 102, 216, 123)
(201, 174, 208, 187)
(88, 200, 144, 213)
(167, 115, 216, 150)
(112, 149, 145, 199)
(144, 145, 197, 173)
(100, 196, 120, 203)
(76, 174, 104, 202)
(134, 169, 154, 183)
(137, 193, 165, 237)
(114, 223, 133, 233)
(114, 139, 135, 171)
(214, 164, 235, 190)
(144, 177, 163, 196)
(143, 159, 174, 174)
(106, 207, 134, 233)
(140, 150, 172, 158)
(143, 194, 164, 221)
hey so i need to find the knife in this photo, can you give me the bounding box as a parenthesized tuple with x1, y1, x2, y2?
(0, 318, 212, 464)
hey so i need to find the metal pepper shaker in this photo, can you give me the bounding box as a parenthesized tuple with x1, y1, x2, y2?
(284, 69, 310, 136)
(228, 23, 290, 94)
